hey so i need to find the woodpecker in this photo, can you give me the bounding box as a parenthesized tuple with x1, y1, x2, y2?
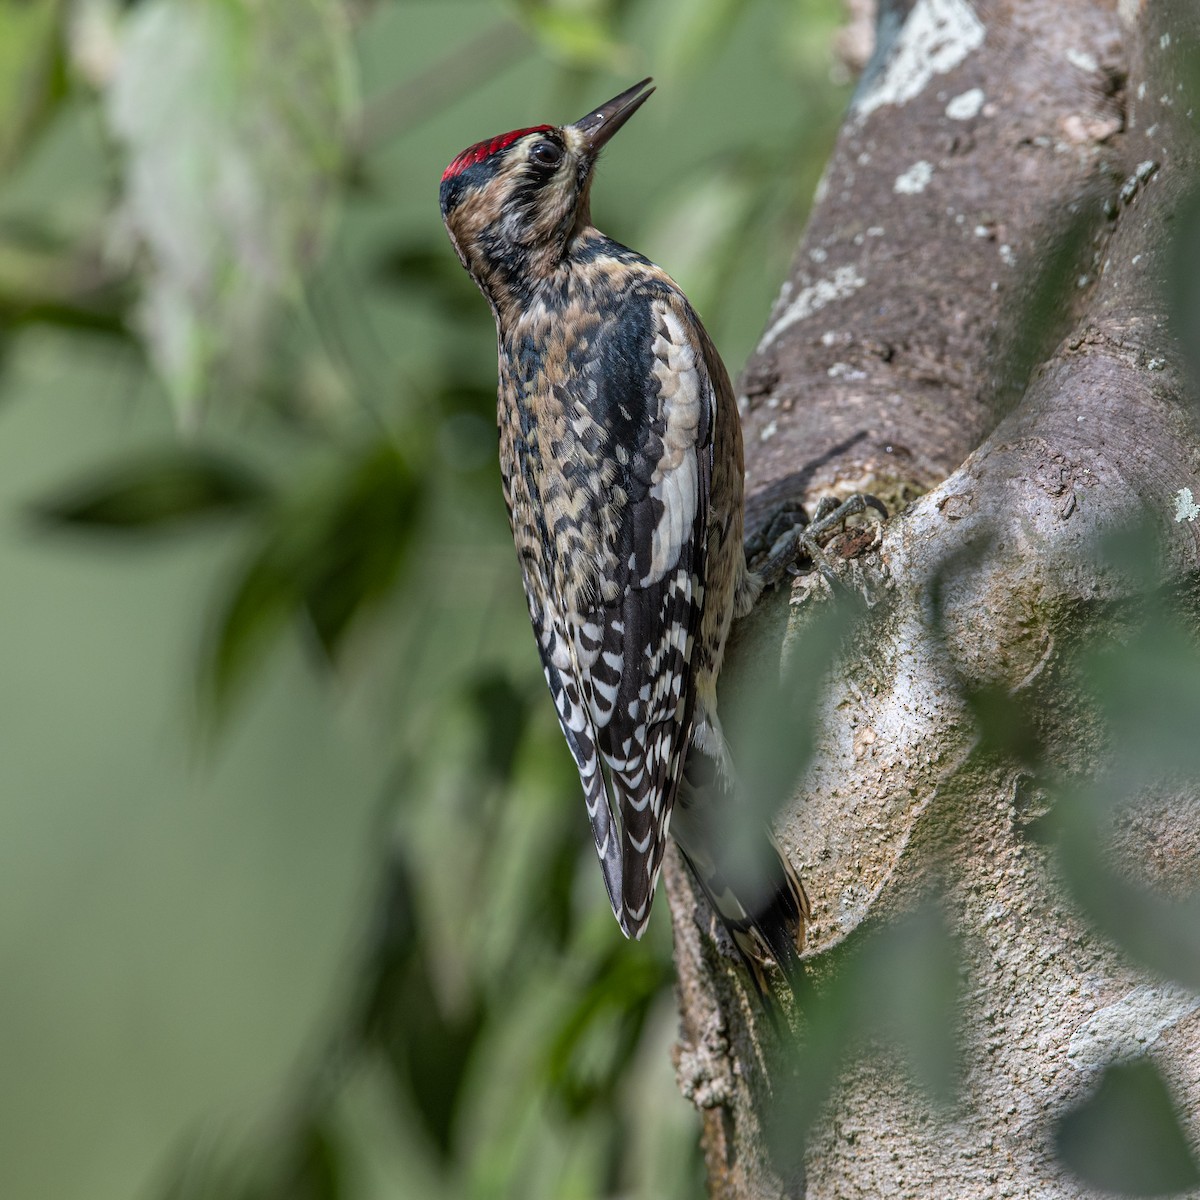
(440, 79, 811, 988)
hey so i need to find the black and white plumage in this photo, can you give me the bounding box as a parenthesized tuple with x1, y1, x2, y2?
(440, 79, 809, 975)
(506, 286, 714, 935)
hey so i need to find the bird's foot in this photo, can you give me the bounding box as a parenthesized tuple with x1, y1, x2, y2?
(753, 492, 888, 590)
(743, 500, 807, 566)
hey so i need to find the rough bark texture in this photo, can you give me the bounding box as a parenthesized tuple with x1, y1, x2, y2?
(669, 0, 1200, 1195)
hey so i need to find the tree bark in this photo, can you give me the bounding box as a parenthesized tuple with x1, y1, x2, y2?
(668, 0, 1200, 1195)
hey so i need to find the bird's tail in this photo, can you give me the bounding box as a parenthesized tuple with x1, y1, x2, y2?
(672, 750, 810, 1004)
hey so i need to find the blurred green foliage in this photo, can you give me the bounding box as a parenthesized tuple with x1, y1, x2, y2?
(100, 0, 356, 426)
(3, 1, 1199, 1198)
(1056, 1058, 1200, 1196)
(0, 0, 849, 1197)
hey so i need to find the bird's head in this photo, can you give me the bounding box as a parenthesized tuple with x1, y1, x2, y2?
(439, 78, 654, 317)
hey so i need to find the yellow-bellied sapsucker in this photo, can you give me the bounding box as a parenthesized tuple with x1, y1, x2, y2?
(440, 79, 810, 987)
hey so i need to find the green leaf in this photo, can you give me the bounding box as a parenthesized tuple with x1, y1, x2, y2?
(1055, 612, 1200, 992)
(519, 5, 627, 69)
(277, 1118, 347, 1200)
(152, 1117, 348, 1200)
(0, 230, 132, 340)
(358, 850, 484, 1163)
(383, 968, 484, 1161)
(542, 945, 668, 1116)
(206, 535, 301, 710)
(1087, 621, 1200, 785)
(854, 902, 962, 1105)
(0, 0, 65, 175)
(33, 448, 269, 530)
(1056, 1057, 1200, 1196)
(965, 681, 1045, 768)
(718, 595, 864, 899)
(102, 0, 357, 426)
(300, 443, 422, 658)
(467, 672, 533, 784)
(990, 201, 1099, 418)
(155, 1147, 259, 1200)
(1055, 800, 1200, 995)
(660, 0, 747, 74)
(205, 441, 420, 709)
(769, 902, 963, 1171)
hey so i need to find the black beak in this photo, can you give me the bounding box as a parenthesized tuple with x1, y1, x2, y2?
(570, 78, 655, 156)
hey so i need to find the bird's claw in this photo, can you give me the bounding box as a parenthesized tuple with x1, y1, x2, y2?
(754, 492, 887, 590)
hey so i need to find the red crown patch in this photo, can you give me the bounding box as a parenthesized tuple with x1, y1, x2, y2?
(442, 126, 555, 182)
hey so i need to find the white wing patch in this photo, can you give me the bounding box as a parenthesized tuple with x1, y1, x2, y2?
(643, 302, 704, 587)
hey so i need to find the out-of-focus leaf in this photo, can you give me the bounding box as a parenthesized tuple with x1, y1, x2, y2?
(467, 672, 533, 784)
(0, 0, 65, 175)
(0, 231, 132, 339)
(526, 823, 582, 952)
(854, 901, 962, 1104)
(33, 448, 268, 530)
(543, 944, 668, 1116)
(990, 200, 1098, 418)
(1055, 1057, 1200, 1196)
(206, 542, 295, 710)
(154, 1116, 348, 1200)
(350, 841, 484, 1162)
(768, 595, 866, 800)
(660, 0, 746, 73)
(643, 166, 759, 320)
(770, 902, 963, 1172)
(1056, 800, 1200, 994)
(274, 1118, 346, 1200)
(374, 243, 482, 319)
(718, 596, 864, 897)
(355, 845, 421, 1037)
(965, 682, 1045, 767)
(155, 1140, 260, 1200)
(206, 441, 420, 708)
(386, 975, 484, 1161)
(370, 926, 484, 1161)
(517, 3, 626, 69)
(300, 444, 421, 656)
(1088, 621, 1200, 786)
(102, 0, 357, 426)
(1053, 611, 1200, 991)
(766, 972, 856, 1173)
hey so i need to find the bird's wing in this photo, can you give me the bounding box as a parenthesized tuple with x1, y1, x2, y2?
(565, 290, 714, 938)
(519, 557, 625, 920)
(504, 427, 627, 918)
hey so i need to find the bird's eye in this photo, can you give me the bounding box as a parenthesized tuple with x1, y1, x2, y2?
(529, 140, 563, 169)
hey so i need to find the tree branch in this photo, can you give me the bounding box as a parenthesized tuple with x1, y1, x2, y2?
(670, 1, 1200, 1195)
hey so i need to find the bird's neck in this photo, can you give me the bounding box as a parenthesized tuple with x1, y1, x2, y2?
(478, 224, 610, 331)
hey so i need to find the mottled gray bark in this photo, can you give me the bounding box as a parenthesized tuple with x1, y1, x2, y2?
(667, 0, 1200, 1195)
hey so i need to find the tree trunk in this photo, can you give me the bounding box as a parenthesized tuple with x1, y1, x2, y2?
(668, 0, 1200, 1195)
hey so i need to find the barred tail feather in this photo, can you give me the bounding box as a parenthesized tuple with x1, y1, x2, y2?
(672, 756, 810, 1004)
